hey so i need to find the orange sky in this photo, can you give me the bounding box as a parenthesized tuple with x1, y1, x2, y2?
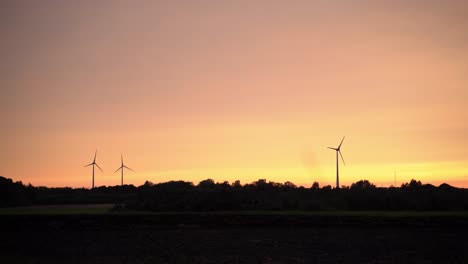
(1, 1, 467, 188)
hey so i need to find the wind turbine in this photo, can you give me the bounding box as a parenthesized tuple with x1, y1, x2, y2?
(114, 154, 134, 186)
(328, 136, 346, 189)
(84, 150, 103, 189)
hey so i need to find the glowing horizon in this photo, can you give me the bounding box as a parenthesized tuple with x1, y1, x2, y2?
(1, 1, 467, 188)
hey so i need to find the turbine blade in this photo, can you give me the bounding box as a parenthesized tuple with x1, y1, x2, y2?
(327, 147, 338, 150)
(84, 163, 93, 167)
(94, 150, 97, 162)
(338, 136, 345, 149)
(121, 154, 123, 166)
(95, 163, 103, 172)
(339, 150, 346, 166)
(124, 165, 134, 172)
(114, 166, 122, 173)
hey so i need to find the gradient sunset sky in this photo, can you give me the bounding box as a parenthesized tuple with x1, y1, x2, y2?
(1, 1, 467, 188)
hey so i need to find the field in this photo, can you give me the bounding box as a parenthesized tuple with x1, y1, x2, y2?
(0, 205, 467, 263)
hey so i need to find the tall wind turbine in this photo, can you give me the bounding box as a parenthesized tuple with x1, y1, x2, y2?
(114, 154, 134, 186)
(84, 150, 103, 189)
(328, 137, 346, 189)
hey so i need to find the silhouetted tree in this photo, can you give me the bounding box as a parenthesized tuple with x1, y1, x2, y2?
(1, 176, 467, 212)
(311, 182, 320, 189)
(198, 179, 216, 189)
(143, 181, 154, 187)
(283, 181, 296, 188)
(232, 180, 242, 188)
(439, 183, 454, 190)
(402, 179, 423, 190)
(350, 180, 376, 190)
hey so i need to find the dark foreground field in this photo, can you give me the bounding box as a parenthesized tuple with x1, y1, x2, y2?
(1, 208, 467, 263)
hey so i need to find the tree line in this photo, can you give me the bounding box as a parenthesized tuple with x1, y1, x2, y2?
(1, 176, 467, 211)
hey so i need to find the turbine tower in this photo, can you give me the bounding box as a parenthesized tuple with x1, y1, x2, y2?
(84, 150, 103, 189)
(114, 154, 134, 186)
(328, 136, 346, 189)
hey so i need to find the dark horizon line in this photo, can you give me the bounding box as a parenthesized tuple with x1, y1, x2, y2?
(1, 176, 462, 190)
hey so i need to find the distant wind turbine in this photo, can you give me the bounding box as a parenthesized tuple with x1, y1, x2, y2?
(84, 150, 103, 189)
(114, 154, 134, 186)
(328, 136, 346, 189)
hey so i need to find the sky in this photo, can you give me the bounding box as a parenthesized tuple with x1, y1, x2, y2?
(1, 0, 467, 188)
